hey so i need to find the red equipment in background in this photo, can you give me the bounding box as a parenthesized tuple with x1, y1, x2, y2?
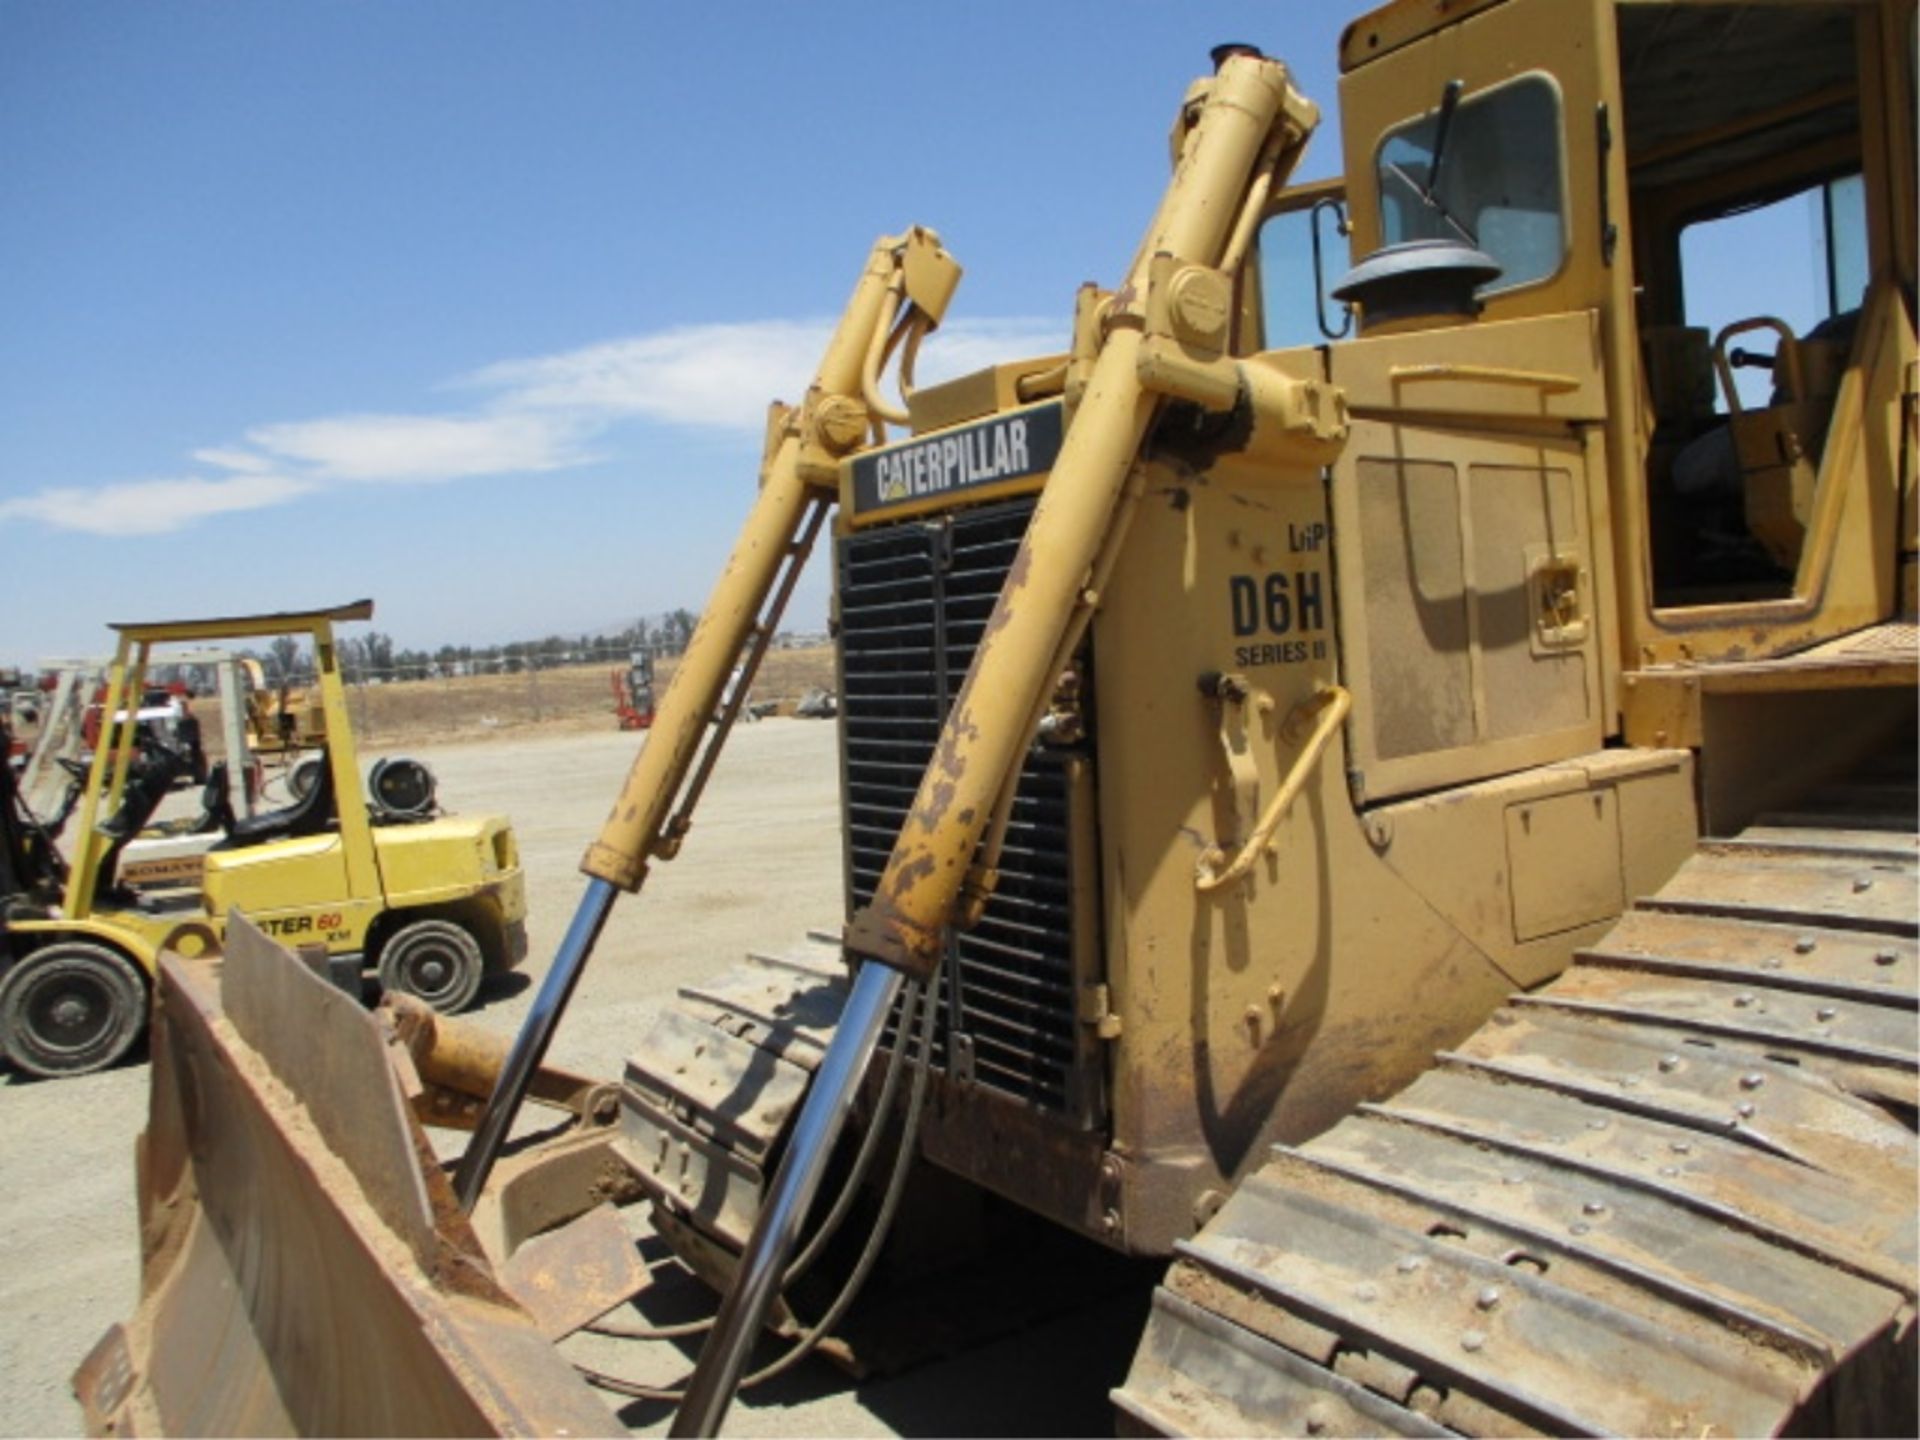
(612, 652, 655, 731)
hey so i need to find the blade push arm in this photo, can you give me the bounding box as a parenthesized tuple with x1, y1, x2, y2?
(846, 53, 1322, 982)
(585, 228, 959, 890)
(451, 229, 960, 1211)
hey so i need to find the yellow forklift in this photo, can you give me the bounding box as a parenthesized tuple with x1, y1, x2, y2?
(0, 600, 527, 1079)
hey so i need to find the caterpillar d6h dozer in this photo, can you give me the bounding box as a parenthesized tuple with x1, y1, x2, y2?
(79, 1, 1917, 1435)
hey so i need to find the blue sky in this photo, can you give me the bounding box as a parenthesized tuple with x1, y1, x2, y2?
(0, 3, 1351, 663)
(2, 4, 1841, 668)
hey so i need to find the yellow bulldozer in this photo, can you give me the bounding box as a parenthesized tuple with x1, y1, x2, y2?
(80, 0, 1916, 1434)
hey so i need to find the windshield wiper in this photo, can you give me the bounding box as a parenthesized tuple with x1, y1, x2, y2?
(1387, 78, 1478, 245)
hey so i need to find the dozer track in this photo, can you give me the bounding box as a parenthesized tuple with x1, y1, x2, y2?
(1118, 764, 1918, 1437)
(615, 932, 850, 1271)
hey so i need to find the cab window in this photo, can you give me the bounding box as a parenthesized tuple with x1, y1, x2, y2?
(1255, 194, 1349, 352)
(1680, 172, 1867, 411)
(1377, 74, 1566, 294)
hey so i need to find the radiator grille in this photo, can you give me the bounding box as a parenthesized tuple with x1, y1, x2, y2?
(838, 499, 1082, 1115)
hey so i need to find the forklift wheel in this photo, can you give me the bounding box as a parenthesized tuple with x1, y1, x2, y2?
(0, 941, 148, 1079)
(376, 919, 483, 1015)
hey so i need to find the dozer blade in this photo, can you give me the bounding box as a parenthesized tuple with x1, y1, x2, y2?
(74, 916, 620, 1437)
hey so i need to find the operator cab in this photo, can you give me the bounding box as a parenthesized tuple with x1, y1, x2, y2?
(1254, 0, 1907, 674)
(1619, 4, 1869, 605)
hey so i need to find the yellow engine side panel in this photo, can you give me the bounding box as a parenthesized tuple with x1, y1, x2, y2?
(1091, 446, 1696, 1253)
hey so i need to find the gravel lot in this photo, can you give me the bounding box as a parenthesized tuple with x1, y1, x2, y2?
(0, 719, 1141, 1437)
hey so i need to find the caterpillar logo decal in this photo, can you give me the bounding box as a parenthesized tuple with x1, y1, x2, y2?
(849, 401, 1064, 519)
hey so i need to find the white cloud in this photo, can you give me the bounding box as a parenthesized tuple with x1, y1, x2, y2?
(465, 320, 833, 431)
(246, 411, 590, 483)
(464, 315, 1066, 431)
(915, 317, 1067, 385)
(1, 311, 1067, 538)
(192, 446, 276, 474)
(0, 473, 314, 537)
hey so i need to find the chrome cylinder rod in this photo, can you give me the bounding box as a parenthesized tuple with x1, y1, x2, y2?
(669, 960, 905, 1437)
(451, 877, 617, 1211)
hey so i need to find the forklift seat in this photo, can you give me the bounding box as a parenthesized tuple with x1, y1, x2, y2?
(216, 751, 336, 850)
(92, 743, 191, 905)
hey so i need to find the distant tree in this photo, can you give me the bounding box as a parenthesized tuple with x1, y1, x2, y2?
(394, 613, 719, 672)
(267, 634, 304, 684)
(360, 630, 396, 675)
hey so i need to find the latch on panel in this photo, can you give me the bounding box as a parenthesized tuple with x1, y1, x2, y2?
(1527, 547, 1588, 652)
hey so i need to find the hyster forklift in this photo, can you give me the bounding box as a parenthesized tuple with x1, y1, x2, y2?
(84, 1, 1915, 1435)
(0, 601, 527, 1078)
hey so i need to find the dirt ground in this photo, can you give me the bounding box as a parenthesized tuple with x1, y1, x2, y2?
(0, 717, 1143, 1437)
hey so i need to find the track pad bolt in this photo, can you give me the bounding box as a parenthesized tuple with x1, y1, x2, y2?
(1476, 1286, 1501, 1310)
(1192, 1189, 1226, 1228)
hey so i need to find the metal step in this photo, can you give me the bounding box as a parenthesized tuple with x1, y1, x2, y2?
(1117, 789, 1919, 1436)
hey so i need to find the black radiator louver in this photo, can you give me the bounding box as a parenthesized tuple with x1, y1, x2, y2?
(838, 499, 1080, 1115)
